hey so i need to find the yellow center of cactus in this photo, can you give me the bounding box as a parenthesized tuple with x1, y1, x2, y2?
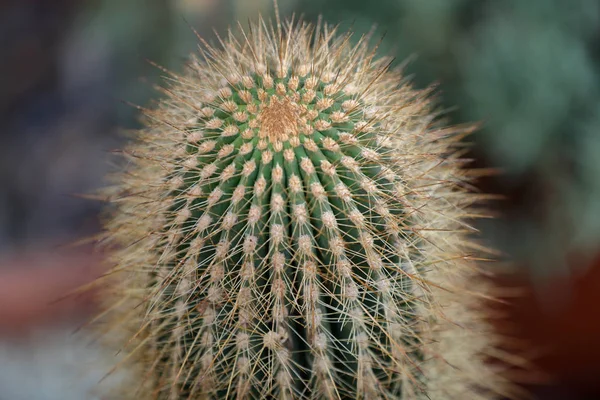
(258, 97, 301, 143)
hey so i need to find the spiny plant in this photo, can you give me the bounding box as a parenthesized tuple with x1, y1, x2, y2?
(98, 11, 513, 400)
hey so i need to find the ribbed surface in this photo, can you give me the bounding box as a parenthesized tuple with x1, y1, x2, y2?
(100, 17, 509, 400)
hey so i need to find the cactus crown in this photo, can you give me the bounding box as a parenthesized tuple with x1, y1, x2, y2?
(101, 14, 509, 400)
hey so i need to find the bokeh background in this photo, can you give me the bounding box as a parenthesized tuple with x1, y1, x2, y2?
(1, 0, 599, 398)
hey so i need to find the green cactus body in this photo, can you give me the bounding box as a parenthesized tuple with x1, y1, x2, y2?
(101, 17, 510, 400)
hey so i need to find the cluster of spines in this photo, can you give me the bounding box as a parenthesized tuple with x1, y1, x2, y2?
(98, 16, 504, 400)
(147, 61, 423, 398)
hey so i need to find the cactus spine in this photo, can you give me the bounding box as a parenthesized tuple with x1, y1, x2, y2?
(100, 15, 509, 400)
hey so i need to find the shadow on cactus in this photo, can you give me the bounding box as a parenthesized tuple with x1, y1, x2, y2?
(96, 13, 515, 400)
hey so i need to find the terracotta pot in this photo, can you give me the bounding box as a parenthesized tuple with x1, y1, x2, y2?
(493, 253, 600, 399)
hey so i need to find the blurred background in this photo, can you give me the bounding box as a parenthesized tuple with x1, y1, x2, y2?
(1, 0, 599, 398)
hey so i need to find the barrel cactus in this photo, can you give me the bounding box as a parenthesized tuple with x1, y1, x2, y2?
(99, 15, 511, 400)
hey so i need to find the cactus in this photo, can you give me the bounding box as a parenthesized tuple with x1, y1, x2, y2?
(100, 15, 510, 400)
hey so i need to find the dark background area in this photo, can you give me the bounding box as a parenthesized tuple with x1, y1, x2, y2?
(1, 0, 600, 398)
